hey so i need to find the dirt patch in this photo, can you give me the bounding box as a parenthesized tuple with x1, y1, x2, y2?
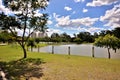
(0, 58, 45, 80)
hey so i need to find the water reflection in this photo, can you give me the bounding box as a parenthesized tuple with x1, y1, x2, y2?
(33, 44, 120, 59)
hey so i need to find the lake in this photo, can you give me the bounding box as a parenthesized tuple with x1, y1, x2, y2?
(33, 44, 120, 59)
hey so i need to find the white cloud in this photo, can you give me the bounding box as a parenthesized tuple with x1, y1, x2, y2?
(71, 17, 98, 27)
(0, 0, 11, 14)
(82, 8, 88, 13)
(100, 4, 120, 28)
(74, 0, 80, 3)
(53, 13, 103, 34)
(82, 0, 85, 2)
(53, 13, 60, 19)
(64, 6, 72, 11)
(47, 20, 53, 25)
(56, 16, 71, 27)
(46, 29, 62, 37)
(77, 27, 105, 34)
(74, 0, 84, 3)
(86, 27, 104, 33)
(68, 26, 104, 34)
(55, 15, 98, 28)
(34, 10, 43, 17)
(86, 0, 118, 7)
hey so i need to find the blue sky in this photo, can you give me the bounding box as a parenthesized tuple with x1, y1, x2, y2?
(45, 0, 120, 36)
(0, 0, 120, 37)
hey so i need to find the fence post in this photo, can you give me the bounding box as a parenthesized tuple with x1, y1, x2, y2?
(68, 46, 70, 55)
(52, 45, 54, 54)
(92, 46, 95, 58)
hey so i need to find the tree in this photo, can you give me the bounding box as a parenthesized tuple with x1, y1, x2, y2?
(0, 31, 9, 43)
(99, 30, 113, 37)
(93, 32, 99, 38)
(51, 33, 60, 38)
(27, 39, 36, 52)
(94, 34, 120, 59)
(0, 30, 16, 43)
(77, 32, 93, 43)
(60, 33, 71, 42)
(35, 38, 40, 44)
(73, 38, 82, 44)
(99, 30, 106, 37)
(0, 0, 49, 58)
(112, 27, 120, 38)
(51, 33, 62, 42)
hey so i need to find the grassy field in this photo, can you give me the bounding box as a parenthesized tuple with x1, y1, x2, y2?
(0, 45, 120, 80)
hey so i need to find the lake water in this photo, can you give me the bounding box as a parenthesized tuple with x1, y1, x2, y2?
(33, 44, 120, 59)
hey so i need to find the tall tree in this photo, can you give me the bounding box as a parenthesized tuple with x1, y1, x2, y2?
(94, 34, 120, 59)
(0, 0, 49, 58)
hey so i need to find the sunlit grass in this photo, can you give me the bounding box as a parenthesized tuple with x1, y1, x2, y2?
(0, 45, 120, 80)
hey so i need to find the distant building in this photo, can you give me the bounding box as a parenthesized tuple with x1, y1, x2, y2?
(31, 32, 37, 38)
(31, 31, 48, 38)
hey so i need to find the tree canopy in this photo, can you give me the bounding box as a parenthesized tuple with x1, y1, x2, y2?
(0, 0, 49, 58)
(94, 34, 120, 59)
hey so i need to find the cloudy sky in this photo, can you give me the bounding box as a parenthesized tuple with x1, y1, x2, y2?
(0, 0, 120, 37)
(45, 0, 120, 36)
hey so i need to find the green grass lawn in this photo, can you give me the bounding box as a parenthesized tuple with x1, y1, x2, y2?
(0, 45, 120, 80)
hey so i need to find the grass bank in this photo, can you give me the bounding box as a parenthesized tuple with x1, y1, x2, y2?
(0, 45, 120, 80)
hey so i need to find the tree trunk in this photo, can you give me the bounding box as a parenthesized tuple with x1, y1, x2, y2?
(92, 46, 95, 58)
(21, 45, 27, 58)
(107, 48, 110, 59)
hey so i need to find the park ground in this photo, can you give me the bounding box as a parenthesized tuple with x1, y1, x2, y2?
(0, 45, 120, 80)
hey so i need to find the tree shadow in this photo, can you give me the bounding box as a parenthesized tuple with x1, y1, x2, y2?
(0, 58, 45, 80)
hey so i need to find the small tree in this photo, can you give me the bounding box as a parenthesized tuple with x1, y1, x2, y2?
(35, 38, 40, 44)
(27, 39, 36, 52)
(94, 34, 120, 59)
(0, 0, 49, 58)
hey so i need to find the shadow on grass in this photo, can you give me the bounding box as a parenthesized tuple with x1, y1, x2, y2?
(0, 58, 45, 80)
